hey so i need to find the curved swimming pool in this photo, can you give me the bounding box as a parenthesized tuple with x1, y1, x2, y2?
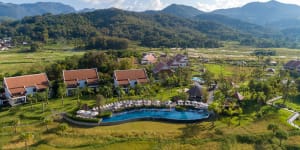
(101, 108, 209, 124)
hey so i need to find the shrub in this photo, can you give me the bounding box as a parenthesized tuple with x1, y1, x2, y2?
(175, 106, 186, 111)
(98, 111, 112, 118)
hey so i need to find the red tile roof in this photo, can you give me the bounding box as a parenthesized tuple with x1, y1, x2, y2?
(4, 73, 49, 97)
(63, 68, 99, 88)
(114, 69, 149, 85)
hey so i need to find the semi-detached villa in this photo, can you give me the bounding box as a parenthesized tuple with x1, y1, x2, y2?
(114, 69, 149, 91)
(3, 73, 50, 106)
(63, 68, 99, 96)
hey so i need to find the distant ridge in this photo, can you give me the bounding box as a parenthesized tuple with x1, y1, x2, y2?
(0, 2, 75, 19)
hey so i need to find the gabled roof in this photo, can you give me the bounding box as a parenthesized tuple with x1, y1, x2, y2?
(114, 69, 149, 85)
(153, 62, 173, 74)
(142, 53, 157, 64)
(63, 68, 99, 88)
(4, 73, 49, 97)
(285, 60, 300, 68)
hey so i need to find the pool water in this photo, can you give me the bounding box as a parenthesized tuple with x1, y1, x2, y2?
(102, 108, 209, 123)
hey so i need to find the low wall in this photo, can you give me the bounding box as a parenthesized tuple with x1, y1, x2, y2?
(62, 114, 100, 127)
(99, 115, 210, 126)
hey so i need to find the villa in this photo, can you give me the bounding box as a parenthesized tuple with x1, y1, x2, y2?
(141, 53, 157, 65)
(3, 73, 50, 106)
(114, 69, 149, 90)
(284, 60, 300, 72)
(167, 54, 188, 69)
(153, 54, 188, 74)
(63, 68, 99, 96)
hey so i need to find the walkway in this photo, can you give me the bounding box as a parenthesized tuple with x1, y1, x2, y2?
(266, 96, 300, 129)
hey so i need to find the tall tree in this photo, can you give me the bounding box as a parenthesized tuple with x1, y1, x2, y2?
(57, 83, 67, 106)
(19, 132, 34, 150)
(11, 119, 20, 134)
(275, 130, 288, 146)
(43, 117, 53, 132)
(96, 94, 105, 114)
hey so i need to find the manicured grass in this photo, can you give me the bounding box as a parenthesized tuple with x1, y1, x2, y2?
(0, 96, 297, 150)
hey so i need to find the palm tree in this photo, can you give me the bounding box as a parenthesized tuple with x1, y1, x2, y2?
(237, 107, 243, 126)
(74, 87, 82, 103)
(275, 130, 288, 146)
(96, 94, 105, 114)
(11, 119, 20, 134)
(43, 117, 53, 132)
(267, 123, 279, 136)
(45, 88, 49, 104)
(208, 102, 222, 126)
(27, 94, 34, 110)
(57, 123, 69, 134)
(19, 132, 34, 150)
(57, 83, 67, 106)
(226, 107, 234, 127)
(83, 86, 94, 98)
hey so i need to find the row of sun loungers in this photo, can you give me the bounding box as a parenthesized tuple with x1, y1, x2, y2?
(76, 100, 208, 118)
(98, 100, 173, 112)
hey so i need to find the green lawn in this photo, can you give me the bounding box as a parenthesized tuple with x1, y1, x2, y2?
(0, 96, 298, 150)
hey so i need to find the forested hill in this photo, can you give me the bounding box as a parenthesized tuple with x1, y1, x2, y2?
(0, 8, 242, 48)
(0, 8, 293, 48)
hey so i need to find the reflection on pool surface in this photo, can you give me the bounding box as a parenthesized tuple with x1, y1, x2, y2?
(101, 108, 209, 123)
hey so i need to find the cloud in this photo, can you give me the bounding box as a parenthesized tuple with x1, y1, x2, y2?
(196, 0, 269, 12)
(81, 0, 164, 11)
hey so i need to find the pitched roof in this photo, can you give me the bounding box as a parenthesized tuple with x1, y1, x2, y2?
(4, 73, 49, 97)
(114, 69, 148, 85)
(142, 53, 157, 64)
(153, 62, 172, 74)
(285, 60, 300, 68)
(187, 83, 204, 97)
(63, 68, 99, 88)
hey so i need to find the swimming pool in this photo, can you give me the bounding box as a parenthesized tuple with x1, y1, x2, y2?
(101, 108, 209, 124)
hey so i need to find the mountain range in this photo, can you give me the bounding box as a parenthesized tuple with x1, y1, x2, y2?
(0, 0, 300, 48)
(0, 2, 75, 20)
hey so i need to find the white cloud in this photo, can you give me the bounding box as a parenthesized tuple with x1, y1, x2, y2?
(82, 0, 164, 11)
(196, 0, 269, 12)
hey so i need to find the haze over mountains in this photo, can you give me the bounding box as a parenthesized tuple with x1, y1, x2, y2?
(1, 0, 300, 48)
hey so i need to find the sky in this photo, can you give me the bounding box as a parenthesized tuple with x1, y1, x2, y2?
(1, 0, 300, 12)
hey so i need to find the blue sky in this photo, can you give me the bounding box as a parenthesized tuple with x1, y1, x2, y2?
(1, 0, 300, 12)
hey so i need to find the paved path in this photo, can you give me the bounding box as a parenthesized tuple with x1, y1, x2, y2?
(266, 96, 300, 129)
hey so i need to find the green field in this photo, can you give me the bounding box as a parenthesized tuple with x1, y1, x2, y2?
(0, 96, 299, 150)
(1, 43, 300, 149)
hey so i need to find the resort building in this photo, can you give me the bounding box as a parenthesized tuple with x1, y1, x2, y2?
(284, 60, 300, 72)
(114, 69, 149, 90)
(167, 54, 188, 69)
(187, 83, 204, 101)
(152, 62, 174, 74)
(3, 73, 50, 106)
(63, 68, 99, 96)
(141, 53, 157, 65)
(153, 54, 188, 74)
